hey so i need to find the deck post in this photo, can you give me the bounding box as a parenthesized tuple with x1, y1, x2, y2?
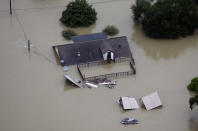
(77, 65, 85, 80)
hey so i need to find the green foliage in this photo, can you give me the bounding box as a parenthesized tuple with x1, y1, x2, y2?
(62, 29, 78, 40)
(187, 77, 198, 110)
(131, 0, 151, 22)
(60, 0, 97, 27)
(188, 77, 198, 92)
(132, 0, 198, 39)
(103, 25, 119, 36)
(189, 95, 198, 110)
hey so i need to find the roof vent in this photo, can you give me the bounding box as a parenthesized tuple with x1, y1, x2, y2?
(118, 44, 122, 49)
(76, 52, 80, 57)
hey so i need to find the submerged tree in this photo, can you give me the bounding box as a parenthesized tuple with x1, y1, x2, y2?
(103, 25, 119, 36)
(132, 0, 198, 39)
(62, 29, 78, 40)
(60, 0, 97, 27)
(189, 95, 198, 110)
(188, 77, 198, 92)
(187, 77, 198, 110)
(132, 0, 151, 22)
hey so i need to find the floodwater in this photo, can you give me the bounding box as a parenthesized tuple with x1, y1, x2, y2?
(79, 61, 132, 78)
(0, 0, 198, 131)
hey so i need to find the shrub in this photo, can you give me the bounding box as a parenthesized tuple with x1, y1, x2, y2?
(187, 77, 198, 109)
(187, 77, 198, 92)
(60, 0, 97, 27)
(62, 29, 78, 40)
(132, 0, 198, 39)
(189, 95, 198, 110)
(103, 25, 119, 36)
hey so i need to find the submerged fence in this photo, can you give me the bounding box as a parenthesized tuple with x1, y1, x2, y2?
(77, 60, 107, 68)
(84, 70, 134, 81)
(78, 57, 133, 68)
(77, 57, 136, 81)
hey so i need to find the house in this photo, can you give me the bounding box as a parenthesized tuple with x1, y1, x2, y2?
(53, 36, 134, 66)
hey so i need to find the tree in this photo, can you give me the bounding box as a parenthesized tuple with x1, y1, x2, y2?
(188, 77, 198, 92)
(132, 0, 198, 39)
(132, 0, 151, 22)
(60, 0, 97, 27)
(187, 77, 198, 110)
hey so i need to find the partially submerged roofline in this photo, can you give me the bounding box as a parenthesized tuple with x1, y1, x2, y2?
(52, 36, 128, 47)
(52, 36, 134, 67)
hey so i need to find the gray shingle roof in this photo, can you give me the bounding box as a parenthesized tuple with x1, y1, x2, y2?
(53, 36, 133, 66)
(100, 40, 115, 54)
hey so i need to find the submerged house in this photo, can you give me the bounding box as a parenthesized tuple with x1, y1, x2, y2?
(53, 35, 134, 66)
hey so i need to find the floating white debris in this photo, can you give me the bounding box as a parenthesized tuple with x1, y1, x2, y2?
(85, 82, 98, 88)
(64, 75, 82, 88)
(98, 79, 116, 88)
(120, 97, 139, 110)
(141, 91, 162, 111)
(99, 81, 116, 85)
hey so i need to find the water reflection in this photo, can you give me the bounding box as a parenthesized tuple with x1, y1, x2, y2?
(59, 22, 96, 36)
(131, 25, 198, 60)
(64, 80, 78, 91)
(188, 113, 198, 131)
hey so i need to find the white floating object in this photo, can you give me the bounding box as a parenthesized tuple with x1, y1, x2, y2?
(141, 91, 162, 111)
(85, 82, 98, 88)
(64, 75, 82, 88)
(120, 97, 139, 110)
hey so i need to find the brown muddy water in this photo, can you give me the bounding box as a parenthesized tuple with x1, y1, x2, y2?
(0, 0, 198, 131)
